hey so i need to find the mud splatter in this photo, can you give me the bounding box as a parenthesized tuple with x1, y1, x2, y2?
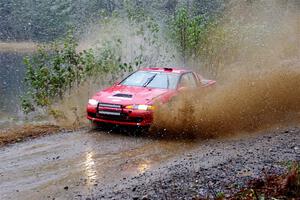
(49, 80, 105, 129)
(152, 65, 300, 137)
(152, 1, 300, 138)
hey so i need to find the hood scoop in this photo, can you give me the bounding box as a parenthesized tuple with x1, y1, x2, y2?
(113, 93, 133, 98)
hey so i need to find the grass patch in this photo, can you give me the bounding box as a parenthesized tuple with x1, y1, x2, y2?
(0, 124, 60, 146)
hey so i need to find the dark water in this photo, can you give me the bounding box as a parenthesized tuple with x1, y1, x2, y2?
(0, 52, 28, 114)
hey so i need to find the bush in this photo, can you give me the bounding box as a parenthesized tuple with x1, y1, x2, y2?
(21, 32, 135, 113)
(168, 7, 226, 75)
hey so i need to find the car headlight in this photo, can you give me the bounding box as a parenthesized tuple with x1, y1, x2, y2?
(88, 99, 98, 106)
(125, 105, 154, 111)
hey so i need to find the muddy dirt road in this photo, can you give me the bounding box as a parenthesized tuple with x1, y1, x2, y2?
(0, 129, 197, 200)
(0, 125, 299, 200)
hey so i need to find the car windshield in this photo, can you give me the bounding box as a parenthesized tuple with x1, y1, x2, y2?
(120, 71, 180, 89)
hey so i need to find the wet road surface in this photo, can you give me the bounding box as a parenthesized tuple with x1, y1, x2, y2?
(0, 129, 197, 200)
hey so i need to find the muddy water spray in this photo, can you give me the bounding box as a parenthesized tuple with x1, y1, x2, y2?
(152, 65, 300, 137)
(152, 1, 300, 137)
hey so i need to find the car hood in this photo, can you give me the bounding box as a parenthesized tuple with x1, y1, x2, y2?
(92, 85, 173, 105)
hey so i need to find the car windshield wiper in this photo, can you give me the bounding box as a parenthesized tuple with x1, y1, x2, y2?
(143, 74, 157, 87)
(167, 75, 170, 89)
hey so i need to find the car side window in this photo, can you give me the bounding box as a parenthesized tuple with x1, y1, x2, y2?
(178, 73, 198, 88)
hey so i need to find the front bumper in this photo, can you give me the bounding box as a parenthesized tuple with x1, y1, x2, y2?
(87, 104, 153, 126)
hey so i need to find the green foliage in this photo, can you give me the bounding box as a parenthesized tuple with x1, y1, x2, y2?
(169, 7, 189, 64)
(168, 6, 232, 76)
(0, 0, 71, 41)
(0, 0, 122, 41)
(169, 7, 220, 66)
(0, 0, 181, 42)
(21, 32, 134, 113)
(1, 0, 225, 41)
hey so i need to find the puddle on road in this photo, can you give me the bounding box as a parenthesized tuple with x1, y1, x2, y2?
(0, 129, 197, 200)
(84, 150, 97, 184)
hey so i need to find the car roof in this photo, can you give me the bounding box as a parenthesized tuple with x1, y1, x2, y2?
(140, 67, 192, 74)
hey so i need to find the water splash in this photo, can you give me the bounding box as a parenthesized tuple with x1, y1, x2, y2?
(151, 1, 300, 137)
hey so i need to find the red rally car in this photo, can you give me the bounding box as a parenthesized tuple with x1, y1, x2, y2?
(87, 67, 216, 127)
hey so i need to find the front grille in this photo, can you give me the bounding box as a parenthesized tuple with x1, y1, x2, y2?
(97, 102, 123, 119)
(98, 103, 122, 108)
(98, 103, 122, 113)
(95, 102, 143, 123)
